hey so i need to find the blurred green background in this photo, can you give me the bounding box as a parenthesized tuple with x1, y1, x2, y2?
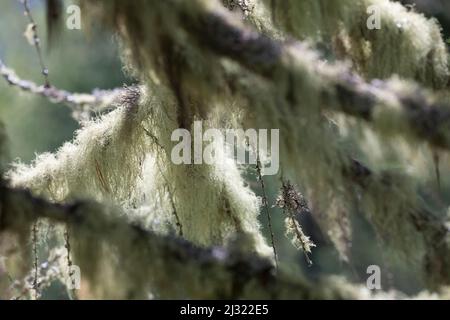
(0, 0, 127, 162)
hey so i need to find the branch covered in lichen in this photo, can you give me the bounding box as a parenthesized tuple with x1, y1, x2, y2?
(220, 0, 449, 87)
(276, 181, 316, 265)
(78, 0, 450, 157)
(0, 57, 134, 117)
(180, 0, 450, 150)
(0, 184, 427, 299)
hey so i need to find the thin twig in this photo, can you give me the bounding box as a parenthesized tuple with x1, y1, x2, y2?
(287, 210, 312, 266)
(277, 180, 314, 266)
(0, 57, 133, 111)
(21, 0, 50, 87)
(256, 156, 278, 269)
(31, 222, 39, 299)
(141, 127, 183, 236)
(11, 248, 66, 300)
(64, 227, 77, 299)
(0, 184, 434, 299)
(94, 159, 111, 194)
(158, 164, 184, 237)
(163, 181, 183, 237)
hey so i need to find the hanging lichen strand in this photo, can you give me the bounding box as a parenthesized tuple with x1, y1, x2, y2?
(232, 0, 449, 88)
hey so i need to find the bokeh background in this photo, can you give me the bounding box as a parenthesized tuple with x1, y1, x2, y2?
(1, 0, 449, 298)
(0, 0, 127, 162)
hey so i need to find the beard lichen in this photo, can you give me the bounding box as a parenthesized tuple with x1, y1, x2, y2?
(1, 0, 450, 298)
(250, 0, 449, 88)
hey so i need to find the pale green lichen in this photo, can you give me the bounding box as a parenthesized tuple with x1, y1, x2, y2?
(2, 0, 450, 297)
(14, 0, 444, 286)
(257, 0, 449, 88)
(8, 87, 149, 204)
(7, 84, 272, 258)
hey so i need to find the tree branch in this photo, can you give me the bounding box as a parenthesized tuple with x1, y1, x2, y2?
(172, 0, 450, 150)
(0, 57, 132, 113)
(0, 182, 398, 299)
